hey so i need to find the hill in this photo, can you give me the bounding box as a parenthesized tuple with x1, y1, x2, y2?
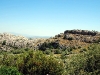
(39, 29, 100, 51)
(0, 30, 100, 51)
(0, 33, 46, 51)
(0, 30, 100, 75)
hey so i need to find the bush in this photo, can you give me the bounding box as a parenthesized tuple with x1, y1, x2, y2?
(24, 48, 30, 51)
(54, 49, 62, 54)
(65, 44, 100, 75)
(12, 49, 25, 54)
(0, 66, 22, 75)
(2, 40, 6, 45)
(44, 50, 51, 55)
(18, 51, 65, 75)
(84, 45, 100, 74)
(39, 42, 60, 51)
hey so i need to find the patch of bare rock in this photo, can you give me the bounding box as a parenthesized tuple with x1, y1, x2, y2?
(0, 33, 46, 51)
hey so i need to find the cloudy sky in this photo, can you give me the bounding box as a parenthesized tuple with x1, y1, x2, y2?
(0, 0, 100, 36)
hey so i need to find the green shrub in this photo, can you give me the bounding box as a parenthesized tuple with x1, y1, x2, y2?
(61, 50, 69, 59)
(24, 48, 30, 51)
(54, 49, 62, 54)
(44, 50, 51, 55)
(84, 45, 100, 74)
(39, 42, 60, 51)
(0, 66, 22, 75)
(65, 44, 100, 75)
(2, 40, 6, 45)
(12, 49, 25, 54)
(18, 51, 65, 75)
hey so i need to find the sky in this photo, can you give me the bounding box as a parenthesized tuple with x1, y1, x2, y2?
(0, 0, 100, 37)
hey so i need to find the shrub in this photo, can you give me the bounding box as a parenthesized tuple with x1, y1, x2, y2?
(39, 42, 60, 51)
(12, 49, 25, 54)
(24, 48, 30, 51)
(44, 50, 51, 55)
(0, 66, 22, 75)
(66, 44, 100, 75)
(84, 45, 100, 74)
(2, 40, 6, 45)
(18, 51, 65, 75)
(54, 49, 62, 54)
(61, 50, 70, 59)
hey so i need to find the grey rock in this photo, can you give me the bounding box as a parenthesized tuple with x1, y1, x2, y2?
(0, 33, 46, 51)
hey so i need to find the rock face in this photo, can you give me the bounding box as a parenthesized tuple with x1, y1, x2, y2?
(63, 30, 100, 43)
(39, 30, 100, 50)
(0, 33, 46, 51)
(64, 30, 99, 36)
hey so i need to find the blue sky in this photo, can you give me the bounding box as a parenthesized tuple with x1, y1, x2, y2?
(0, 0, 100, 36)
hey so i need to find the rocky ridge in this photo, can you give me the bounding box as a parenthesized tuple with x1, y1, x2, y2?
(0, 30, 100, 51)
(38, 30, 100, 50)
(0, 33, 46, 51)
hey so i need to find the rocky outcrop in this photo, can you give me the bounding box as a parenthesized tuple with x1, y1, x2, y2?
(0, 30, 100, 51)
(64, 30, 99, 36)
(0, 33, 46, 51)
(63, 30, 100, 43)
(39, 30, 100, 51)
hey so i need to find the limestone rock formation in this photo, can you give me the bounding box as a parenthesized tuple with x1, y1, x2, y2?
(64, 29, 99, 36)
(0, 33, 46, 51)
(39, 30, 100, 50)
(0, 29, 100, 51)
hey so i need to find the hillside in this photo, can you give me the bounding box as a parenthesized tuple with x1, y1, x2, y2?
(39, 29, 100, 51)
(0, 30, 100, 52)
(0, 33, 46, 51)
(0, 30, 100, 75)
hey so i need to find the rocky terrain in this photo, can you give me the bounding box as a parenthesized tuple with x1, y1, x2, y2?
(39, 29, 100, 50)
(0, 33, 46, 51)
(0, 30, 100, 51)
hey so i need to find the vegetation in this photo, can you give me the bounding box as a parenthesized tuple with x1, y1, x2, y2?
(0, 66, 22, 75)
(39, 42, 60, 51)
(0, 44, 100, 75)
(2, 40, 6, 45)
